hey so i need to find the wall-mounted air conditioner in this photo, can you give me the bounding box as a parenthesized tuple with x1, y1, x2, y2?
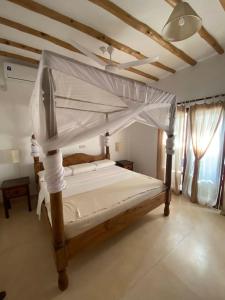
(3, 62, 37, 83)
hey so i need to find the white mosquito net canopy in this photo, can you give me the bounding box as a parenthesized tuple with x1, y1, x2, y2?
(31, 50, 176, 193)
(31, 50, 176, 156)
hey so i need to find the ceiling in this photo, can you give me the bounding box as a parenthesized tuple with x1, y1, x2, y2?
(0, 0, 225, 83)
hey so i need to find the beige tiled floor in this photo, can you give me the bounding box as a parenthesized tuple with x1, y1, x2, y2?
(1, 195, 225, 300)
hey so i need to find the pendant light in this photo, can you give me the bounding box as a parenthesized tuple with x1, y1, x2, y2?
(162, 1, 202, 42)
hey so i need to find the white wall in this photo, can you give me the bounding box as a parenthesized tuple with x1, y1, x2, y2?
(153, 53, 225, 101)
(126, 123, 157, 177)
(0, 78, 36, 198)
(61, 129, 130, 162)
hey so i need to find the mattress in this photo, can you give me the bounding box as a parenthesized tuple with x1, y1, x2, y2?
(38, 165, 166, 239)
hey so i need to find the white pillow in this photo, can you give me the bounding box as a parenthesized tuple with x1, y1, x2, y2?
(94, 159, 115, 170)
(64, 166, 73, 177)
(70, 162, 96, 175)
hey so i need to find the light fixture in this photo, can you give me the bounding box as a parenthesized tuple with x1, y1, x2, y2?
(162, 1, 202, 42)
(10, 149, 20, 164)
(0, 149, 20, 164)
(115, 142, 123, 152)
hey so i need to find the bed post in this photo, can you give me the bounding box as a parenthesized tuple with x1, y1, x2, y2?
(164, 99, 176, 216)
(105, 113, 110, 159)
(31, 134, 40, 184)
(105, 131, 110, 159)
(33, 156, 40, 184)
(48, 150, 68, 291)
(42, 68, 68, 290)
(164, 135, 173, 216)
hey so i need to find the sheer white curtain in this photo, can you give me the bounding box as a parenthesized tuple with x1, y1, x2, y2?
(183, 103, 225, 206)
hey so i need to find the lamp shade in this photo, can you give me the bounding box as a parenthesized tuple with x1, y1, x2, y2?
(10, 149, 20, 163)
(115, 142, 123, 152)
(0, 149, 20, 164)
(162, 2, 202, 42)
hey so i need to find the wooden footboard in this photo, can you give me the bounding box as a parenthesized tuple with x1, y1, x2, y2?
(66, 191, 167, 258)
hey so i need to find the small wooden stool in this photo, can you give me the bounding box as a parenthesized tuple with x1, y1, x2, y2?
(1, 177, 31, 218)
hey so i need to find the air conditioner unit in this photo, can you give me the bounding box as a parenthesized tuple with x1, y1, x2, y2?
(3, 62, 37, 83)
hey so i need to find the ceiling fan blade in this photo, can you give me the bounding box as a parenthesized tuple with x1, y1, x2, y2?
(117, 56, 159, 70)
(219, 0, 225, 10)
(70, 40, 107, 67)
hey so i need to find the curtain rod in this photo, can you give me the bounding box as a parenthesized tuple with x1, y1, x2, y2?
(177, 93, 225, 105)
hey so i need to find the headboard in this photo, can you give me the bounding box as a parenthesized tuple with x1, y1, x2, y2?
(33, 152, 108, 183)
(32, 133, 110, 183)
(62, 152, 106, 166)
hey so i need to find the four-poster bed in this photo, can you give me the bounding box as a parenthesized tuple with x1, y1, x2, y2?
(30, 50, 176, 291)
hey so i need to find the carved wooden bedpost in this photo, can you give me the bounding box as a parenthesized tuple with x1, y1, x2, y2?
(33, 156, 40, 183)
(164, 98, 176, 216)
(105, 114, 110, 159)
(48, 150, 68, 291)
(164, 134, 174, 216)
(42, 68, 68, 290)
(31, 134, 40, 184)
(105, 131, 110, 159)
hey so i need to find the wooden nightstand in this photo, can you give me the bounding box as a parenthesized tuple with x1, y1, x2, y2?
(1, 177, 31, 218)
(116, 160, 134, 171)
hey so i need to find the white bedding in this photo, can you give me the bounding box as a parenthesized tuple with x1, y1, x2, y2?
(37, 165, 166, 238)
(37, 165, 136, 216)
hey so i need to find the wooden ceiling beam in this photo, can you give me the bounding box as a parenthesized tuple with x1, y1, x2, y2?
(0, 16, 80, 52)
(0, 17, 158, 81)
(0, 37, 41, 54)
(88, 0, 197, 66)
(0, 50, 38, 65)
(165, 0, 224, 54)
(7, 0, 174, 74)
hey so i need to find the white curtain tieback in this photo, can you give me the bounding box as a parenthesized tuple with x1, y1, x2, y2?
(43, 150, 66, 194)
(31, 138, 40, 157)
(104, 135, 110, 147)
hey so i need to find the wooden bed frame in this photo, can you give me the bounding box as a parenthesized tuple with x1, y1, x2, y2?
(33, 134, 172, 291)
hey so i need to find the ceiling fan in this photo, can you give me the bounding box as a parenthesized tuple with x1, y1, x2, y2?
(71, 40, 159, 72)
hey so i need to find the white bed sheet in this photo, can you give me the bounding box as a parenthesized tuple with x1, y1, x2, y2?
(37, 165, 138, 217)
(63, 185, 166, 239)
(38, 165, 166, 239)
